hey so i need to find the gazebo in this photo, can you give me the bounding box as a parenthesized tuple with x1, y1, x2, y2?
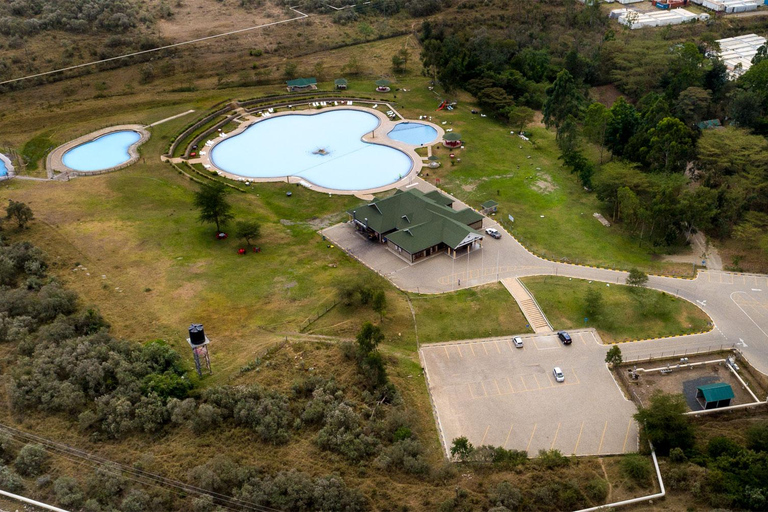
(443, 132, 462, 148)
(375, 79, 391, 93)
(335, 78, 348, 90)
(481, 200, 498, 214)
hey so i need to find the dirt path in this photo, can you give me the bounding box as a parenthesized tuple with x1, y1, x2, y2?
(599, 457, 613, 502)
(662, 231, 722, 270)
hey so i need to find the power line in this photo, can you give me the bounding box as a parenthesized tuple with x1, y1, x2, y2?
(0, 423, 283, 512)
(0, 7, 309, 86)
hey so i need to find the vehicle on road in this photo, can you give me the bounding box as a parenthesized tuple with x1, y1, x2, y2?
(553, 367, 565, 382)
(512, 336, 523, 348)
(485, 227, 501, 239)
(557, 331, 572, 345)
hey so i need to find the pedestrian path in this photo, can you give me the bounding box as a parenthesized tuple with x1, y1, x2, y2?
(501, 278, 552, 333)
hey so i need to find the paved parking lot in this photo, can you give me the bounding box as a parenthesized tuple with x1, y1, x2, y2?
(421, 330, 638, 457)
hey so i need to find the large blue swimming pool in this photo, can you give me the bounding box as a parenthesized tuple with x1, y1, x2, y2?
(0, 156, 7, 177)
(210, 110, 413, 191)
(387, 122, 438, 145)
(62, 130, 141, 172)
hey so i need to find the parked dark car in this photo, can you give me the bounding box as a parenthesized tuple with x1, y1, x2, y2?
(557, 331, 572, 345)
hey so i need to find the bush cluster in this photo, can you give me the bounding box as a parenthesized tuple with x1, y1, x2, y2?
(0, 0, 139, 36)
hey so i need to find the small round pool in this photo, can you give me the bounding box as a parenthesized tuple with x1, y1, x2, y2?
(62, 130, 141, 172)
(387, 122, 438, 145)
(210, 110, 413, 191)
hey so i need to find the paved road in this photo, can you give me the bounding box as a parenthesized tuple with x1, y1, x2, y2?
(324, 178, 768, 374)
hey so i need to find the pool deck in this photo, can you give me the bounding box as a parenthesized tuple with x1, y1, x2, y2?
(0, 152, 14, 178)
(195, 105, 444, 197)
(46, 124, 151, 178)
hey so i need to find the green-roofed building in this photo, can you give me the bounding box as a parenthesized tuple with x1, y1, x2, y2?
(696, 383, 734, 409)
(481, 200, 498, 214)
(286, 77, 317, 92)
(348, 189, 484, 263)
(334, 78, 348, 90)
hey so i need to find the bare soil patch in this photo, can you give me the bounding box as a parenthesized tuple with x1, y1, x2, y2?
(589, 84, 624, 107)
(530, 171, 557, 194)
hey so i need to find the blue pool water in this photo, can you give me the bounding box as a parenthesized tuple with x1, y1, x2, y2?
(0, 156, 7, 176)
(62, 130, 141, 172)
(387, 122, 438, 145)
(210, 110, 412, 191)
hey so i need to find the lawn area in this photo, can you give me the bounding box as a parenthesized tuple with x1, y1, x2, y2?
(522, 276, 712, 343)
(410, 283, 531, 343)
(383, 77, 694, 276)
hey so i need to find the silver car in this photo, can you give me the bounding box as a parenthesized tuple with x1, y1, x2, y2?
(512, 336, 524, 348)
(553, 367, 565, 382)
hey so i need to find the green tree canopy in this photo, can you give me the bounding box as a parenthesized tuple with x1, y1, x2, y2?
(646, 117, 696, 173)
(6, 200, 34, 229)
(634, 391, 694, 455)
(583, 102, 612, 163)
(235, 220, 261, 249)
(193, 182, 234, 233)
(543, 69, 581, 138)
(605, 345, 622, 366)
(605, 97, 640, 158)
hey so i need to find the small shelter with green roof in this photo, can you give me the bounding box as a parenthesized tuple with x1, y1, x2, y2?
(334, 78, 348, 90)
(481, 200, 498, 214)
(348, 189, 484, 263)
(443, 132, 462, 148)
(286, 77, 317, 92)
(696, 383, 734, 409)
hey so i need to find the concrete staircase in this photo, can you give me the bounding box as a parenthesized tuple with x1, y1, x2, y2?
(501, 278, 552, 334)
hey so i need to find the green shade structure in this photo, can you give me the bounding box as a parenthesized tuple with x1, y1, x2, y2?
(428, 155, 440, 161)
(443, 132, 462, 141)
(375, 79, 391, 87)
(334, 78, 348, 89)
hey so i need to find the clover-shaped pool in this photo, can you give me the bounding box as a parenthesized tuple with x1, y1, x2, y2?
(210, 110, 413, 191)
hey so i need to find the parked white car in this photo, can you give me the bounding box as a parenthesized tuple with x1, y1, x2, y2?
(485, 227, 501, 239)
(512, 336, 523, 348)
(553, 367, 565, 383)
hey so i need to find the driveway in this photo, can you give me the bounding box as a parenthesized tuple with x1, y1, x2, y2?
(323, 179, 768, 375)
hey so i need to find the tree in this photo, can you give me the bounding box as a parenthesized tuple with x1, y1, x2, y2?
(372, 290, 387, 320)
(450, 436, 474, 461)
(605, 345, 623, 366)
(507, 106, 536, 133)
(605, 97, 640, 158)
(235, 220, 261, 249)
(557, 115, 579, 156)
(675, 87, 711, 127)
(584, 288, 603, 321)
(14, 444, 48, 476)
(356, 322, 383, 355)
(392, 48, 409, 73)
(753, 44, 768, 66)
(193, 182, 234, 233)
(543, 70, 581, 138)
(583, 103, 612, 163)
(633, 391, 695, 455)
(283, 61, 298, 80)
(646, 117, 695, 174)
(6, 200, 34, 229)
(728, 89, 764, 129)
(626, 268, 648, 287)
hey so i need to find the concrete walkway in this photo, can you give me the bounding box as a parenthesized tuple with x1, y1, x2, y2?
(501, 278, 552, 333)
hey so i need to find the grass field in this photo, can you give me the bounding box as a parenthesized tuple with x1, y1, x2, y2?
(522, 276, 712, 343)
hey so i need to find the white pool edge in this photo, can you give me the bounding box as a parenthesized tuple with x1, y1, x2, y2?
(47, 124, 151, 178)
(199, 105, 444, 196)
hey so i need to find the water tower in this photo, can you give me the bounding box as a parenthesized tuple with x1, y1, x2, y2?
(187, 324, 212, 378)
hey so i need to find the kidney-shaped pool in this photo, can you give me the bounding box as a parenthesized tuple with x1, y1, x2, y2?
(210, 110, 413, 191)
(62, 130, 142, 172)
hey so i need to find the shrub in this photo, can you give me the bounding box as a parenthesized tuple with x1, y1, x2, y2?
(669, 447, 687, 463)
(620, 454, 652, 485)
(120, 489, 151, 512)
(14, 443, 48, 476)
(488, 481, 522, 510)
(54, 476, 85, 508)
(431, 461, 458, 484)
(0, 465, 24, 493)
(316, 403, 379, 461)
(536, 449, 570, 469)
(0, 432, 15, 463)
(188, 456, 241, 494)
(746, 421, 768, 452)
(374, 439, 429, 474)
(86, 464, 125, 504)
(237, 470, 366, 512)
(584, 478, 609, 502)
(707, 436, 742, 459)
(450, 436, 474, 461)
